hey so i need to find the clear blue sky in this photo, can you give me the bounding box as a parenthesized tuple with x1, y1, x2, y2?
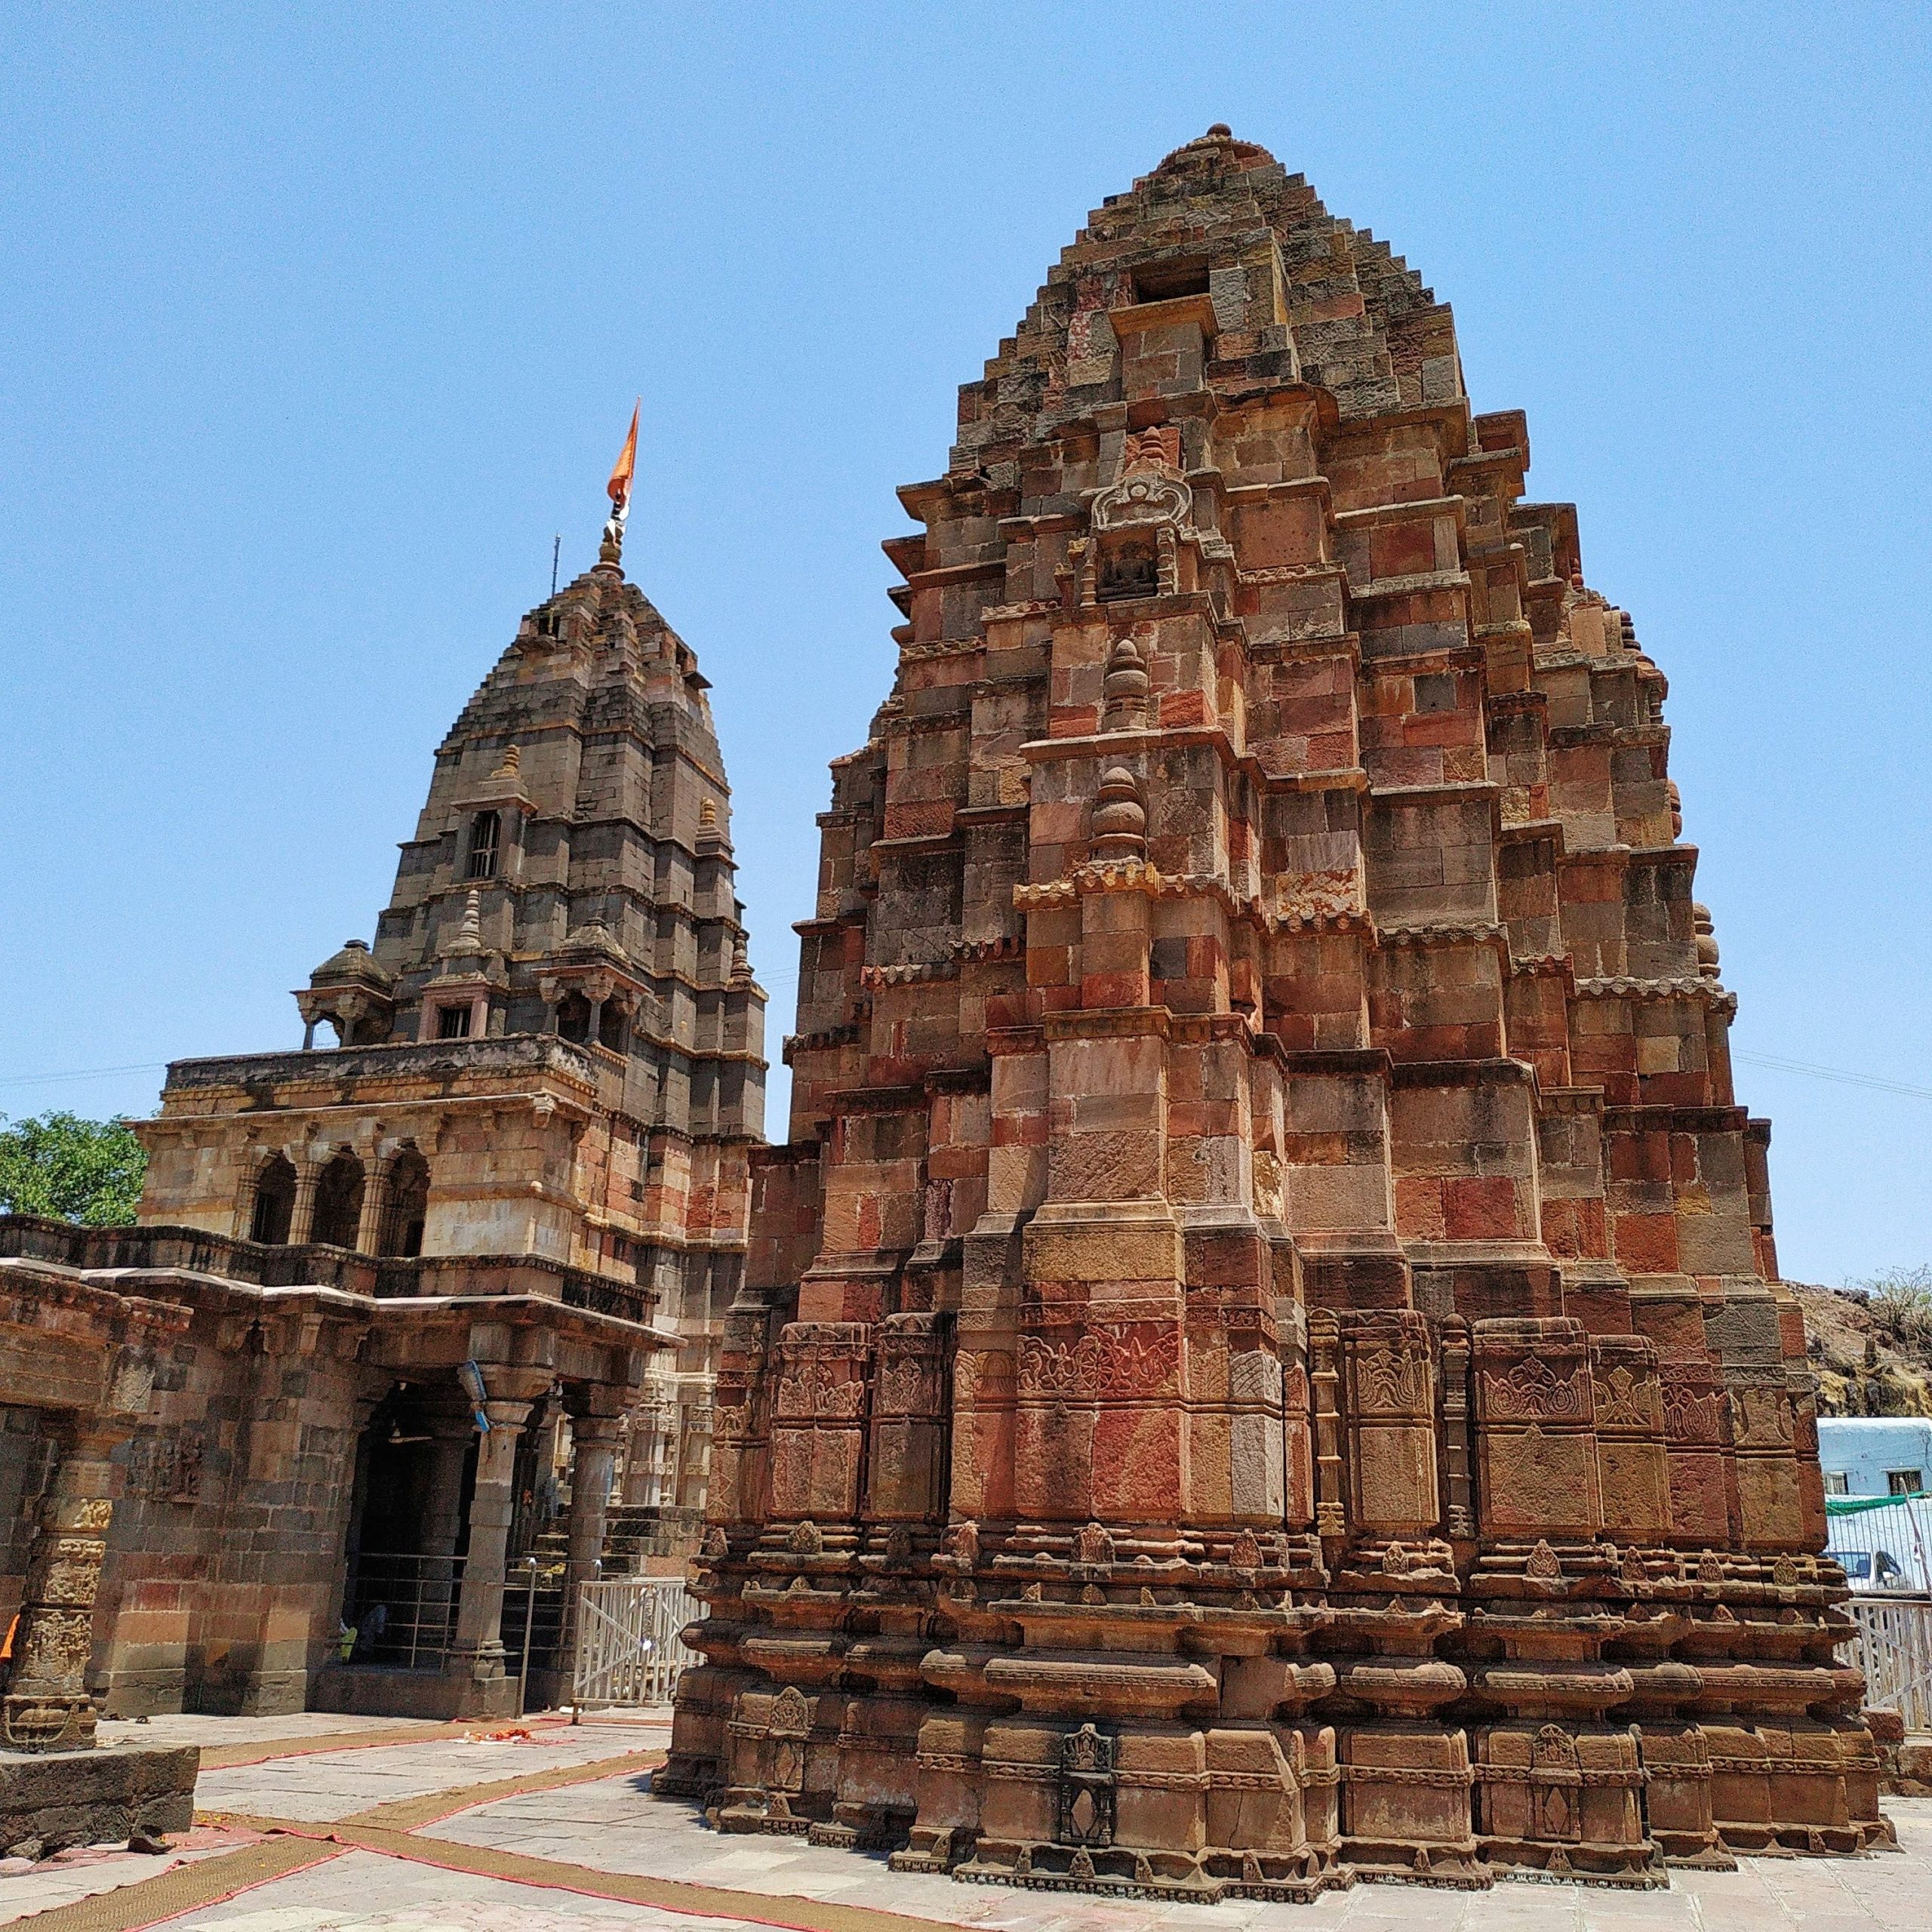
(2, 5, 1926, 1286)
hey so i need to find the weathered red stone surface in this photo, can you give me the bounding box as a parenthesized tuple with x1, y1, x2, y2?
(664, 128, 1890, 1894)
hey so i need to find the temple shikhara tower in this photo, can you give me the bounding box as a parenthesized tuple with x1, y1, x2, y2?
(1, 460, 763, 1761)
(666, 129, 1889, 1890)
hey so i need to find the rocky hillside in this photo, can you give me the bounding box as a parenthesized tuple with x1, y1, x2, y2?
(1792, 1277, 1932, 1417)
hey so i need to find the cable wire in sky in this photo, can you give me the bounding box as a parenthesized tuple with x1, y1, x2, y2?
(1734, 1052, 1932, 1103)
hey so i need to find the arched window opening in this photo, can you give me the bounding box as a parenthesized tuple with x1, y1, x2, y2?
(311, 1151, 365, 1250)
(466, 811, 500, 881)
(381, 1147, 430, 1257)
(598, 1002, 627, 1051)
(250, 1155, 297, 1245)
(557, 991, 592, 1044)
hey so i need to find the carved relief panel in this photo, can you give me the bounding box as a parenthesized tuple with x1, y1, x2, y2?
(1588, 1335, 1669, 1539)
(868, 1310, 952, 1521)
(1473, 1318, 1601, 1540)
(768, 1321, 872, 1522)
(1342, 1311, 1439, 1537)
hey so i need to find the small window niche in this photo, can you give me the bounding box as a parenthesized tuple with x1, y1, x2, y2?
(251, 1154, 297, 1245)
(436, 1004, 473, 1040)
(1132, 260, 1211, 305)
(466, 811, 501, 881)
(556, 991, 592, 1045)
(381, 1146, 430, 1258)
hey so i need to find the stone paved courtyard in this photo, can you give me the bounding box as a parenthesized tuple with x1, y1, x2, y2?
(0, 1712, 1924, 1932)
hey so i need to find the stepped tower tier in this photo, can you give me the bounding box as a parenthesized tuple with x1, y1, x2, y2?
(666, 128, 1887, 1892)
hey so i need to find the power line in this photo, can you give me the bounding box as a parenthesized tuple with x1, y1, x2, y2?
(1734, 1052, 1932, 1103)
(0, 1061, 168, 1092)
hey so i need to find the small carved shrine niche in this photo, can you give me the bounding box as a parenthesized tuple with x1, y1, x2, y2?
(1057, 1721, 1117, 1847)
(1097, 534, 1159, 603)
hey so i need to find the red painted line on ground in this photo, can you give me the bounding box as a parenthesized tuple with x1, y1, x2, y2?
(192, 1713, 579, 1770)
(255, 1821, 940, 1932)
(99, 1841, 348, 1932)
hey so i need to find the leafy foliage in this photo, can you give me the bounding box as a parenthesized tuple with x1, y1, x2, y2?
(0, 1111, 147, 1226)
(1847, 1265, 1932, 1351)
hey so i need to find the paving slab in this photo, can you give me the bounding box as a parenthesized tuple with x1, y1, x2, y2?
(5, 1718, 1925, 1932)
(195, 1727, 663, 1825)
(97, 1715, 448, 1754)
(165, 1844, 743, 1929)
(425, 1777, 1932, 1932)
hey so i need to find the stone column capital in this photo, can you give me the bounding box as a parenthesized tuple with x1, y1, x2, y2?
(571, 1414, 627, 1454)
(479, 1397, 534, 1438)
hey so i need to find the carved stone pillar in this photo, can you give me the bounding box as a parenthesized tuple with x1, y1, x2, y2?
(1309, 1311, 1345, 1539)
(354, 1156, 393, 1257)
(559, 1414, 623, 1672)
(680, 1401, 715, 1514)
(3, 1422, 122, 1752)
(451, 1398, 533, 1682)
(230, 1157, 262, 1241)
(288, 1157, 324, 1247)
(417, 1421, 473, 1645)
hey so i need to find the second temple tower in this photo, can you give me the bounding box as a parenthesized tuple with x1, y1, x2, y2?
(666, 128, 1889, 1889)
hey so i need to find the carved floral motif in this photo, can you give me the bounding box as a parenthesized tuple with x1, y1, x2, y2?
(1481, 1356, 1588, 1424)
(1019, 1324, 1180, 1401)
(1353, 1335, 1432, 1416)
(1591, 1367, 1661, 1432)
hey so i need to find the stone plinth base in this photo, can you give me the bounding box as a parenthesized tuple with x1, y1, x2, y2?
(309, 1663, 519, 1722)
(0, 1743, 198, 1859)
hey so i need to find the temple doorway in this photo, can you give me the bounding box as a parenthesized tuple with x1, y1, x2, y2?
(340, 1383, 472, 1668)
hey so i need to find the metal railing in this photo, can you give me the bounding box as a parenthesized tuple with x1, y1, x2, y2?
(1825, 1490, 1932, 1592)
(572, 1575, 699, 1710)
(340, 1552, 466, 1668)
(1838, 1592, 1932, 1733)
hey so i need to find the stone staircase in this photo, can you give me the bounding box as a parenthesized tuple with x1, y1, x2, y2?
(598, 1502, 703, 1574)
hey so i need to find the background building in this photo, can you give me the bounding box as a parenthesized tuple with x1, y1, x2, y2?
(0, 505, 764, 1721)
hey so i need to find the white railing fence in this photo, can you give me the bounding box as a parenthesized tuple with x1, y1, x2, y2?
(573, 1575, 699, 1709)
(1826, 1491, 1932, 1592)
(1838, 1592, 1932, 1734)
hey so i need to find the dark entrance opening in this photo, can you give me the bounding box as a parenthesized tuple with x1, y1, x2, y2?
(251, 1155, 297, 1245)
(341, 1383, 472, 1669)
(557, 992, 592, 1044)
(311, 1151, 365, 1250)
(381, 1146, 430, 1257)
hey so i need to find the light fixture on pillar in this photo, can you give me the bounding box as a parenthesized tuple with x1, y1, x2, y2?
(459, 1358, 491, 1432)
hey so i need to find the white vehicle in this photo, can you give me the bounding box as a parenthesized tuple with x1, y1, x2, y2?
(1826, 1491, 1932, 1592)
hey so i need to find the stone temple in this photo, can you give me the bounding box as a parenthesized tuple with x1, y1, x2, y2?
(663, 128, 1890, 1891)
(1, 490, 763, 1777)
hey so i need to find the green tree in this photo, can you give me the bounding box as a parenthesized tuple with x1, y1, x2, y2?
(1848, 1265, 1932, 1349)
(0, 1112, 147, 1226)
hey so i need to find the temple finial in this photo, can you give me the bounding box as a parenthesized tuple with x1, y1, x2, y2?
(450, 888, 485, 956)
(598, 399, 640, 571)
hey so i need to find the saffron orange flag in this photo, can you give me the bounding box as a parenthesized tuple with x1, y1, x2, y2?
(608, 401, 639, 509)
